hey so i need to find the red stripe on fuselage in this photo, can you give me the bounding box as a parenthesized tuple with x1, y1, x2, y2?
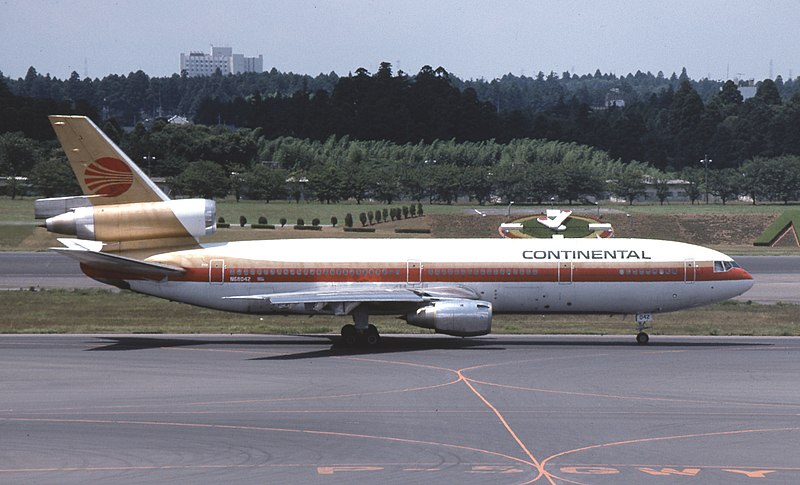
(152, 263, 752, 285)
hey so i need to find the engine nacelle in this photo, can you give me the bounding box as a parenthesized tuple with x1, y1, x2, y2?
(45, 199, 216, 242)
(405, 300, 492, 337)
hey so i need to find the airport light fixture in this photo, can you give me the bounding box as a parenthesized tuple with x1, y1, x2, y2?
(143, 155, 156, 177)
(700, 155, 712, 204)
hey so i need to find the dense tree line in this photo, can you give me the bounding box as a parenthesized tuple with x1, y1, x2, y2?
(6, 62, 800, 205)
(7, 119, 800, 207)
(195, 69, 800, 171)
(6, 63, 800, 170)
(4, 66, 338, 127)
(195, 63, 499, 143)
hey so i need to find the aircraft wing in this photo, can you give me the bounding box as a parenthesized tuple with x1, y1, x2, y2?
(225, 285, 480, 305)
(52, 239, 184, 280)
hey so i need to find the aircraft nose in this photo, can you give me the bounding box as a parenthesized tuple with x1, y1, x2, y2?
(733, 267, 755, 294)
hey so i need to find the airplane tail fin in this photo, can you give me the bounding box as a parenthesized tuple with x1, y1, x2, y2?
(43, 116, 215, 255)
(48, 115, 169, 205)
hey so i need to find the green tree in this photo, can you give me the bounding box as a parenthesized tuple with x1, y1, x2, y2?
(654, 177, 670, 205)
(371, 163, 402, 204)
(708, 168, 741, 205)
(0, 132, 37, 199)
(246, 165, 287, 203)
(173, 160, 229, 199)
(611, 166, 646, 205)
(667, 80, 705, 164)
(743, 156, 800, 204)
(426, 163, 462, 204)
(28, 157, 80, 197)
(460, 165, 493, 205)
(680, 167, 703, 205)
(308, 162, 345, 203)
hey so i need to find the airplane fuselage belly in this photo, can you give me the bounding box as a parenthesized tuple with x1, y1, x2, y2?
(128, 278, 752, 316)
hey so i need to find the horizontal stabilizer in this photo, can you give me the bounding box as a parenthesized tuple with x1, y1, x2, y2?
(52, 239, 184, 279)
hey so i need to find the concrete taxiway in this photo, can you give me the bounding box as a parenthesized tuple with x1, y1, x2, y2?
(1, 334, 799, 484)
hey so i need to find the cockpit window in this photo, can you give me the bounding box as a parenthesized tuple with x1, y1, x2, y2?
(713, 261, 735, 272)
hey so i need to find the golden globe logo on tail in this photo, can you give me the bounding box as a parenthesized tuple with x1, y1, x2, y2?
(84, 157, 134, 197)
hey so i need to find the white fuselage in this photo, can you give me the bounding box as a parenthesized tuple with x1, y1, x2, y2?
(82, 237, 754, 317)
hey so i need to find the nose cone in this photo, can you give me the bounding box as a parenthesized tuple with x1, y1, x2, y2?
(731, 267, 755, 296)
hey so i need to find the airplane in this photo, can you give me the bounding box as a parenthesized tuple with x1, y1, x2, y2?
(40, 115, 754, 346)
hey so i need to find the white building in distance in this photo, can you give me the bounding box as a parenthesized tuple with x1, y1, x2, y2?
(180, 46, 263, 77)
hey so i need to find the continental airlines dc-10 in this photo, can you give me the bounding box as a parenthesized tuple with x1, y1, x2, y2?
(40, 116, 754, 345)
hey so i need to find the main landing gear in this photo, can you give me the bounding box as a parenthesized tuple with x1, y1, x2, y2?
(340, 324, 381, 346)
(340, 308, 381, 346)
(635, 313, 652, 345)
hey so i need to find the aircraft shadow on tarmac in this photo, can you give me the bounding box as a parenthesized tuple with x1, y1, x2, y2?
(84, 335, 770, 360)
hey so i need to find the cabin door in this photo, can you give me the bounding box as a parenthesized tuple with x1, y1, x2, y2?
(209, 259, 225, 284)
(684, 260, 696, 284)
(558, 262, 573, 284)
(407, 260, 423, 286)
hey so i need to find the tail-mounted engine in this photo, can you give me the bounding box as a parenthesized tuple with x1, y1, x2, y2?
(42, 198, 216, 242)
(405, 300, 492, 336)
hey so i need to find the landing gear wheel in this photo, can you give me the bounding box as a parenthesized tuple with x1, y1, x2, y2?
(636, 332, 650, 345)
(341, 324, 358, 346)
(364, 324, 381, 346)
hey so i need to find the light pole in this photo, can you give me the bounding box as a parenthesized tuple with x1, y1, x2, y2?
(143, 155, 156, 177)
(699, 155, 712, 204)
(507, 200, 514, 218)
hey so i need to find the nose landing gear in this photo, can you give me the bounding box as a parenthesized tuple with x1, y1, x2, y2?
(635, 313, 652, 345)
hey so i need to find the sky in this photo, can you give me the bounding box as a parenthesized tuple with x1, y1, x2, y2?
(2, 0, 800, 82)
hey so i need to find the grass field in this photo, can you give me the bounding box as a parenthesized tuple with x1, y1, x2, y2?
(2, 196, 798, 254)
(2, 289, 798, 336)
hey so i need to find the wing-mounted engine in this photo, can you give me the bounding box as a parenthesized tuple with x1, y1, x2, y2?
(405, 300, 493, 337)
(42, 198, 216, 242)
